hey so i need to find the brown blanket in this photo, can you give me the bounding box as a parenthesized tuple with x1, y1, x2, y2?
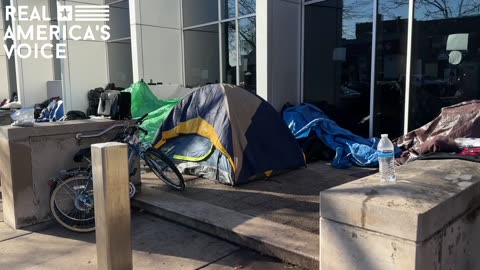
(396, 100, 480, 163)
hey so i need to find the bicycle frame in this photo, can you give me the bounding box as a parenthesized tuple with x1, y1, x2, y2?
(50, 113, 153, 201)
(49, 113, 186, 232)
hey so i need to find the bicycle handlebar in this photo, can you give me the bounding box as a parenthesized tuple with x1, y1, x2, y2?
(139, 127, 148, 135)
(137, 114, 149, 125)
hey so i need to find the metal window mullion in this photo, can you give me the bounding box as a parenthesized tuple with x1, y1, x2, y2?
(183, 21, 220, 30)
(235, 0, 240, 86)
(235, 19, 240, 86)
(300, 2, 305, 103)
(236, 0, 239, 17)
(219, 14, 255, 23)
(404, 0, 415, 135)
(219, 23, 223, 83)
(304, 0, 328, 5)
(180, 0, 186, 86)
(182, 7, 257, 29)
(235, 13, 255, 20)
(220, 17, 236, 23)
(218, 0, 223, 83)
(369, 0, 379, 137)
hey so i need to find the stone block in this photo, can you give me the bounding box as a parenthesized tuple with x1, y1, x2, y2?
(320, 159, 480, 270)
(0, 120, 139, 229)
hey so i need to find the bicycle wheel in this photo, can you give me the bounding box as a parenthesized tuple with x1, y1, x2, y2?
(50, 176, 95, 232)
(144, 148, 185, 191)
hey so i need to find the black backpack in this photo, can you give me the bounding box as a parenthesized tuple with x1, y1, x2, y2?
(111, 92, 131, 120)
(64, 111, 88, 121)
(87, 88, 104, 116)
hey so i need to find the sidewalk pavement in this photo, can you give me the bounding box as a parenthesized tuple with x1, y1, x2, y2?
(137, 161, 376, 269)
(0, 208, 300, 270)
(141, 161, 376, 234)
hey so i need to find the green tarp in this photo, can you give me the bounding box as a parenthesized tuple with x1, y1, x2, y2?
(123, 81, 180, 143)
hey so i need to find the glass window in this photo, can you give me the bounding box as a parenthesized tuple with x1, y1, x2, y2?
(184, 25, 220, 88)
(408, 1, 480, 130)
(304, 0, 373, 137)
(221, 0, 236, 19)
(183, 0, 218, 27)
(371, 0, 409, 138)
(183, 1, 256, 90)
(239, 17, 256, 92)
(239, 0, 255, 16)
(221, 21, 237, 85)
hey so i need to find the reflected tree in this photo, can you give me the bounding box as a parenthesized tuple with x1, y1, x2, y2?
(221, 0, 256, 89)
(343, 0, 373, 39)
(223, 0, 256, 55)
(238, 0, 256, 53)
(382, 0, 480, 19)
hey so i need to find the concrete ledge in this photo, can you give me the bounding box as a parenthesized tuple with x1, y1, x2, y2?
(0, 119, 120, 140)
(320, 205, 480, 270)
(321, 159, 480, 241)
(133, 186, 319, 270)
(320, 159, 480, 270)
(0, 120, 137, 229)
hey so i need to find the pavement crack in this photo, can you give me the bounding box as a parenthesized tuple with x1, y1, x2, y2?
(0, 231, 34, 243)
(195, 248, 241, 270)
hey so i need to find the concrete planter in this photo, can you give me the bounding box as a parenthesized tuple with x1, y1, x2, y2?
(0, 119, 139, 229)
(320, 159, 480, 270)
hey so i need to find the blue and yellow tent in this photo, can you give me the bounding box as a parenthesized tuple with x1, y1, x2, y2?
(153, 84, 305, 186)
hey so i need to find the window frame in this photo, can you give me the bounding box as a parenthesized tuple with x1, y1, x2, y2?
(181, 0, 256, 87)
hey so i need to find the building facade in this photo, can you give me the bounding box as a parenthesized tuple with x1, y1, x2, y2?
(303, 0, 480, 137)
(1, 0, 479, 138)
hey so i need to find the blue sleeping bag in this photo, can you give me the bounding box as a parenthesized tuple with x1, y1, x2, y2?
(283, 104, 400, 169)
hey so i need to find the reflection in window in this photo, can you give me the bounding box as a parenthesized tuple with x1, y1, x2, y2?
(409, 1, 480, 130)
(222, 21, 237, 85)
(183, 0, 218, 27)
(221, 0, 236, 19)
(370, 0, 409, 137)
(184, 25, 220, 88)
(239, 0, 255, 16)
(183, 0, 256, 91)
(239, 17, 256, 92)
(304, 0, 372, 137)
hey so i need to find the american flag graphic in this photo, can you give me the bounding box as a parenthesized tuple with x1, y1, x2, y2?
(74, 5, 110, 22)
(57, 4, 110, 22)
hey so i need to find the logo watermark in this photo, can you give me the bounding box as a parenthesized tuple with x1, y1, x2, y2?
(3, 3, 111, 59)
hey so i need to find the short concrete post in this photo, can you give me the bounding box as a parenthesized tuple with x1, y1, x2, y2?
(91, 142, 132, 270)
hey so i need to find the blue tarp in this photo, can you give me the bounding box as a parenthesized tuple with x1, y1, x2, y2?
(283, 103, 400, 169)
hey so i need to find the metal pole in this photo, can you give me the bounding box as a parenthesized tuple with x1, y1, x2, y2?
(300, 1, 305, 104)
(404, 0, 416, 135)
(92, 142, 132, 270)
(369, 0, 378, 138)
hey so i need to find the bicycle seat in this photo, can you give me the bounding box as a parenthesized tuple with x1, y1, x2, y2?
(73, 148, 91, 163)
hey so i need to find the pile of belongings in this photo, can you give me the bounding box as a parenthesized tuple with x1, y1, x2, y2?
(153, 84, 306, 185)
(283, 103, 401, 169)
(123, 81, 180, 143)
(457, 138, 480, 158)
(63, 111, 88, 121)
(396, 100, 480, 163)
(35, 97, 64, 122)
(87, 83, 125, 117)
(11, 107, 35, 127)
(1, 93, 21, 110)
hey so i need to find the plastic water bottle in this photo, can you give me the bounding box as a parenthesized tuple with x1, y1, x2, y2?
(378, 134, 396, 182)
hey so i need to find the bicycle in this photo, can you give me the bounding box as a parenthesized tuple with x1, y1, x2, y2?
(49, 114, 185, 232)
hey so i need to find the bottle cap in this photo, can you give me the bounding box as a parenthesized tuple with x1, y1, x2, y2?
(381, 134, 388, 138)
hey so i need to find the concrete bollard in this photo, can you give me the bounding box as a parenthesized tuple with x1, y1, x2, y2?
(91, 142, 133, 270)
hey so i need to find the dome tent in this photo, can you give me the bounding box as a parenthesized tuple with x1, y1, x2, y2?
(153, 84, 305, 186)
